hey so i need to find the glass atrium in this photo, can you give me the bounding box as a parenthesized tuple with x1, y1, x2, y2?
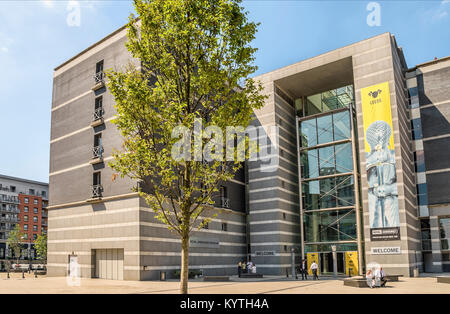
(296, 85, 361, 274)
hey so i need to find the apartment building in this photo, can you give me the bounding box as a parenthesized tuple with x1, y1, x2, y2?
(49, 26, 450, 280)
(0, 174, 49, 264)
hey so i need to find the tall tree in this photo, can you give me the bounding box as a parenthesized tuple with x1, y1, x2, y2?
(35, 234, 48, 265)
(107, 0, 264, 294)
(6, 225, 25, 265)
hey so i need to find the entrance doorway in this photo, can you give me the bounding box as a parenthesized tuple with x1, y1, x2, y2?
(95, 249, 124, 280)
(319, 252, 345, 274)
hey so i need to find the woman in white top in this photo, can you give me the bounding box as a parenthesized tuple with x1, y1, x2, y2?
(366, 269, 374, 288)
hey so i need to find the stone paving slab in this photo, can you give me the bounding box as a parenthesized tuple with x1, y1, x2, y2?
(0, 273, 449, 294)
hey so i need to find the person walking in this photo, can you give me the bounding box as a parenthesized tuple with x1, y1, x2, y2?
(241, 261, 246, 274)
(310, 261, 319, 280)
(238, 261, 242, 278)
(300, 259, 308, 280)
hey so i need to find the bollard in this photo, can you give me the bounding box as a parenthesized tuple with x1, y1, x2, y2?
(22, 270, 25, 279)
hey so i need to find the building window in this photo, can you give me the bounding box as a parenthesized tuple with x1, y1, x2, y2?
(93, 133, 103, 159)
(219, 186, 229, 208)
(92, 172, 102, 198)
(33, 234, 37, 240)
(24, 197, 29, 204)
(439, 217, 450, 250)
(29, 189, 35, 195)
(24, 215, 28, 222)
(96, 60, 104, 75)
(10, 186, 16, 192)
(94, 96, 104, 121)
(24, 224, 28, 231)
(417, 184, 429, 206)
(33, 199, 38, 205)
(221, 223, 228, 232)
(420, 218, 432, 251)
(41, 191, 46, 198)
(23, 233, 28, 240)
(33, 207, 38, 214)
(24, 206, 29, 213)
(33, 225, 37, 232)
(33, 216, 38, 223)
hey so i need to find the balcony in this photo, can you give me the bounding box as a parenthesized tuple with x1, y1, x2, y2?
(220, 197, 230, 209)
(0, 217, 19, 223)
(92, 71, 105, 91)
(91, 107, 105, 127)
(90, 185, 103, 199)
(90, 146, 104, 165)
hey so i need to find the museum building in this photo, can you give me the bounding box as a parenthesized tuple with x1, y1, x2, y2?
(48, 27, 450, 280)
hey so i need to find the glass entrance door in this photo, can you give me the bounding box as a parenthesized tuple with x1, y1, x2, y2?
(319, 252, 345, 274)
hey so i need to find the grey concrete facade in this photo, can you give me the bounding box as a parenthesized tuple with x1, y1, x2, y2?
(406, 56, 450, 273)
(49, 25, 450, 280)
(48, 26, 247, 280)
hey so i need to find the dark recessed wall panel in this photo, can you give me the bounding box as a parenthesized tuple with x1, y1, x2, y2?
(426, 171, 450, 205)
(423, 137, 450, 171)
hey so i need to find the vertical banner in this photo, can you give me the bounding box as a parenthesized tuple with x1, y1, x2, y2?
(345, 252, 358, 276)
(361, 82, 400, 241)
(306, 253, 319, 275)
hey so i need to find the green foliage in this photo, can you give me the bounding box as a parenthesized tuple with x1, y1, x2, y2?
(173, 269, 203, 279)
(106, 0, 265, 239)
(6, 225, 25, 263)
(34, 234, 48, 262)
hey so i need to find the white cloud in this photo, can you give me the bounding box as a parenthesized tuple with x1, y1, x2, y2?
(41, 0, 54, 8)
(427, 0, 450, 22)
(0, 47, 8, 53)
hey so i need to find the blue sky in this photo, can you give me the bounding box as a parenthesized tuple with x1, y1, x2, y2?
(0, 0, 449, 183)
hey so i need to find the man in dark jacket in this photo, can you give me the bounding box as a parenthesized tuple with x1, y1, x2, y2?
(300, 259, 308, 280)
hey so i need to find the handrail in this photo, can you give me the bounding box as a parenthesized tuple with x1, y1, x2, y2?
(92, 146, 104, 159)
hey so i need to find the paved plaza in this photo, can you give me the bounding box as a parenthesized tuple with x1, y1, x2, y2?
(0, 273, 449, 294)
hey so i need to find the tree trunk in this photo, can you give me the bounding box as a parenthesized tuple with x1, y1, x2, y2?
(180, 235, 190, 294)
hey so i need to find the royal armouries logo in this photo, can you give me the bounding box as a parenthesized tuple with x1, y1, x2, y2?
(368, 89, 382, 105)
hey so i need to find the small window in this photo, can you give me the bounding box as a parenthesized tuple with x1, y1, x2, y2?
(95, 60, 104, 74)
(221, 223, 228, 232)
(93, 172, 101, 186)
(33, 199, 38, 205)
(41, 191, 46, 198)
(94, 133, 102, 147)
(29, 189, 35, 195)
(33, 216, 38, 223)
(33, 208, 38, 214)
(23, 233, 28, 239)
(24, 224, 28, 231)
(24, 197, 29, 204)
(10, 186, 16, 192)
(33, 234, 37, 240)
(283, 213, 286, 220)
(219, 186, 228, 198)
(33, 225, 37, 232)
(95, 96, 103, 109)
(24, 215, 28, 222)
(24, 206, 29, 213)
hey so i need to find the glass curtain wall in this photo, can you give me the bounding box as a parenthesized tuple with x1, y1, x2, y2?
(297, 85, 359, 256)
